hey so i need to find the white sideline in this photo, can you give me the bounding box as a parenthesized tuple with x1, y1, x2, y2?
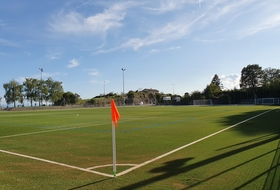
(0, 123, 102, 139)
(0, 117, 156, 139)
(0, 109, 275, 178)
(0, 149, 113, 178)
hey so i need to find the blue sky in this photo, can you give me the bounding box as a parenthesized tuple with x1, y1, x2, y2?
(1, 0, 280, 105)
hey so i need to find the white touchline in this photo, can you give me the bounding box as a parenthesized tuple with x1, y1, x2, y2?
(0, 117, 156, 139)
(117, 109, 275, 177)
(0, 149, 113, 178)
(0, 123, 102, 139)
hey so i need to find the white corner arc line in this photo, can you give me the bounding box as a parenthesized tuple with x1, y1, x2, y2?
(87, 164, 138, 170)
(0, 149, 113, 178)
(117, 109, 274, 177)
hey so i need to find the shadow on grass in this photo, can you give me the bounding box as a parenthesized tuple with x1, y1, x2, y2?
(68, 178, 112, 190)
(119, 107, 280, 190)
(119, 134, 280, 190)
(218, 107, 280, 136)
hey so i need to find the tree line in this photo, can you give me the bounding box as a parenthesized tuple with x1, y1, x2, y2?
(2, 78, 81, 107)
(181, 64, 280, 104)
(2, 64, 279, 108)
(114, 64, 280, 105)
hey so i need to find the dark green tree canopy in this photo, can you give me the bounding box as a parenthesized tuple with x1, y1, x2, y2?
(23, 78, 38, 107)
(211, 74, 223, 89)
(240, 64, 263, 90)
(204, 84, 221, 99)
(3, 79, 23, 107)
(261, 67, 280, 86)
(211, 74, 220, 85)
(45, 77, 64, 104)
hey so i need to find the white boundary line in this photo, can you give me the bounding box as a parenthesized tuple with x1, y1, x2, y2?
(87, 164, 138, 170)
(0, 149, 113, 178)
(0, 123, 102, 139)
(0, 109, 275, 178)
(117, 108, 274, 176)
(0, 117, 156, 139)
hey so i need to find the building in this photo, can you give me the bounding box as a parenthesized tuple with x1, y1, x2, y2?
(142, 88, 159, 93)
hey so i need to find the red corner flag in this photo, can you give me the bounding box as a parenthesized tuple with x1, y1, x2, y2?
(111, 100, 120, 126)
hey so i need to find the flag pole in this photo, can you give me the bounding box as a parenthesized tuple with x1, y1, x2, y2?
(111, 99, 120, 178)
(112, 121, 117, 177)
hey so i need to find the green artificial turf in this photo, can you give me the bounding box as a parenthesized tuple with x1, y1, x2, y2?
(0, 105, 279, 189)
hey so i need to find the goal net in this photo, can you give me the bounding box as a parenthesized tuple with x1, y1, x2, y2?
(256, 98, 279, 105)
(193, 99, 213, 106)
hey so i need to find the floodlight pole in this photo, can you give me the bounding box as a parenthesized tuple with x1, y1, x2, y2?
(39, 68, 43, 80)
(104, 81, 106, 97)
(104, 81, 106, 105)
(39, 68, 43, 106)
(121, 68, 126, 106)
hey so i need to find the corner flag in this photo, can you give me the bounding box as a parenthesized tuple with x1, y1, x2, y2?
(111, 99, 120, 126)
(111, 99, 120, 177)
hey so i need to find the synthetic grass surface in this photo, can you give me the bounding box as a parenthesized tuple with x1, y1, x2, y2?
(0, 105, 279, 189)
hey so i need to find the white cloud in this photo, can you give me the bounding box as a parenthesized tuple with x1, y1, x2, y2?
(195, 38, 224, 43)
(0, 38, 20, 47)
(149, 46, 181, 53)
(68, 59, 79, 68)
(49, 2, 138, 35)
(46, 51, 63, 60)
(85, 69, 99, 76)
(120, 14, 204, 50)
(148, 0, 189, 13)
(88, 0, 280, 54)
(221, 74, 240, 90)
(239, 14, 280, 38)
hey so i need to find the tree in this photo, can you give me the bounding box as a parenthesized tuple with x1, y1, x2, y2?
(61, 91, 80, 105)
(261, 67, 280, 86)
(3, 79, 23, 107)
(36, 79, 49, 106)
(203, 84, 221, 99)
(45, 78, 64, 104)
(191, 91, 204, 100)
(240, 64, 263, 91)
(23, 78, 38, 106)
(211, 74, 223, 90)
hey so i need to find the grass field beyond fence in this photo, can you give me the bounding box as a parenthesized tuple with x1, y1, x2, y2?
(0, 105, 279, 189)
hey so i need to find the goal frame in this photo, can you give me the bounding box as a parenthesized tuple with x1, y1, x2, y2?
(193, 99, 213, 106)
(256, 98, 279, 105)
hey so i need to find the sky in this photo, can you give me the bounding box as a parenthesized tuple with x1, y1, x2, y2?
(1, 0, 280, 105)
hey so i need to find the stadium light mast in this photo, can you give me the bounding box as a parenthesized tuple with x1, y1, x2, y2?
(39, 68, 43, 106)
(104, 81, 106, 97)
(121, 68, 126, 106)
(39, 68, 43, 80)
(121, 68, 126, 95)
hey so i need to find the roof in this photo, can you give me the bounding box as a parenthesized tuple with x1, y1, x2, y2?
(142, 88, 159, 93)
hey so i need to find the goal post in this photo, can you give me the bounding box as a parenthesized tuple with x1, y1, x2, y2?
(193, 99, 213, 106)
(256, 98, 279, 105)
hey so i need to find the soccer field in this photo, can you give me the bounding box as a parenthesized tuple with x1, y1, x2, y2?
(0, 105, 279, 189)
